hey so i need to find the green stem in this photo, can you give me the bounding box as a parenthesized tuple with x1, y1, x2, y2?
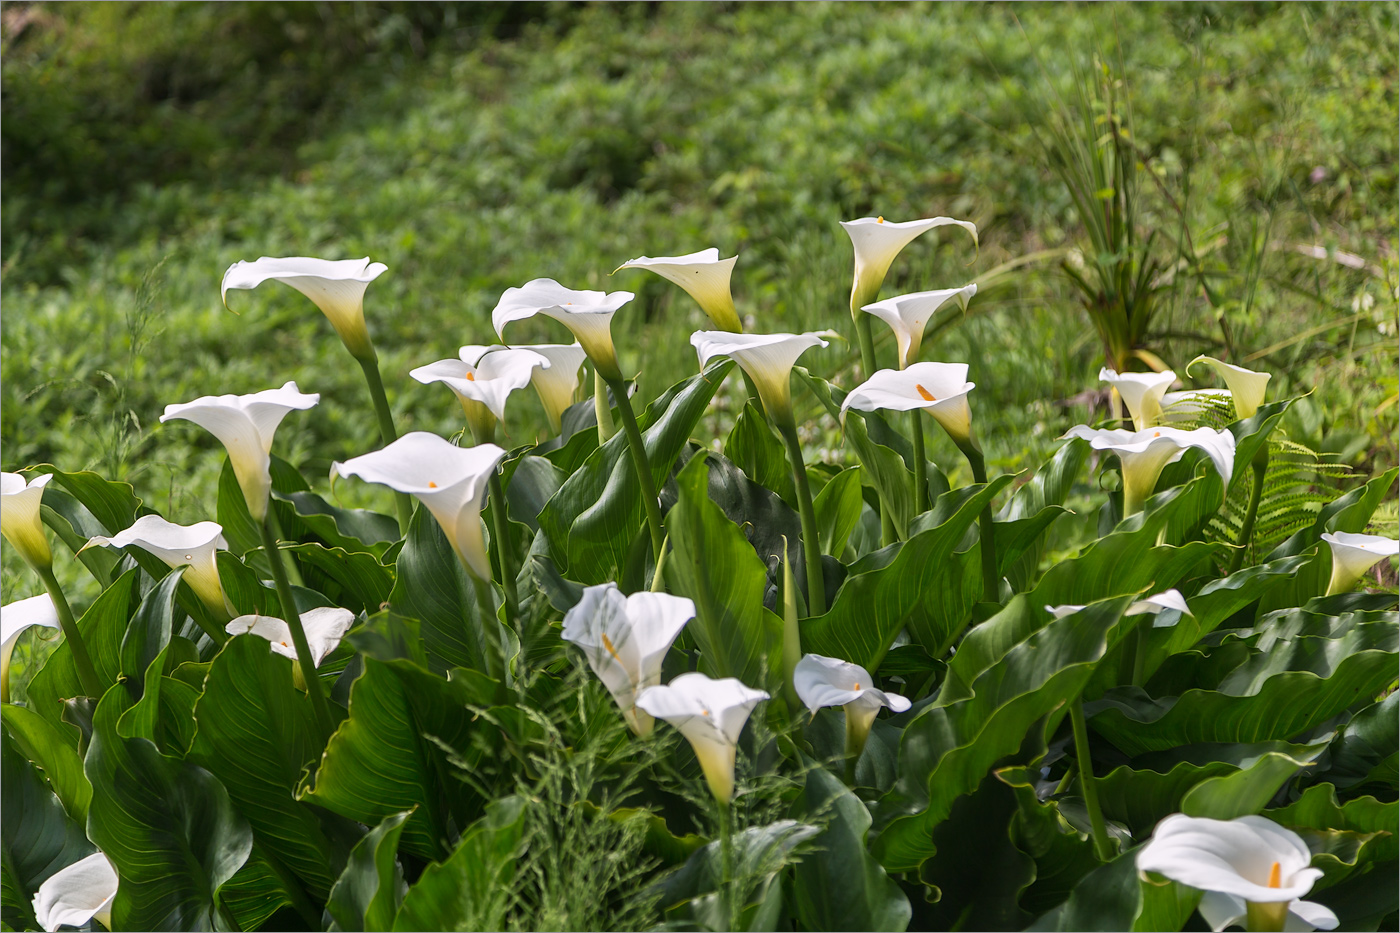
(718, 800, 736, 933)
(962, 443, 1000, 604)
(1070, 698, 1114, 861)
(264, 507, 303, 588)
(487, 471, 519, 629)
(37, 565, 102, 698)
(909, 408, 929, 514)
(357, 355, 413, 534)
(879, 504, 897, 547)
(470, 574, 506, 685)
(605, 376, 665, 562)
(257, 518, 334, 736)
(853, 311, 879, 381)
(777, 421, 826, 616)
(1229, 447, 1269, 574)
(593, 369, 618, 443)
(650, 535, 671, 593)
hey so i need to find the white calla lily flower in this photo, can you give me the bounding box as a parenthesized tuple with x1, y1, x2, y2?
(635, 672, 770, 805)
(616, 249, 742, 333)
(1320, 531, 1399, 596)
(1047, 589, 1192, 624)
(226, 606, 354, 668)
(84, 515, 231, 619)
(491, 279, 634, 381)
(1137, 814, 1337, 932)
(221, 256, 388, 360)
(32, 852, 118, 933)
(410, 346, 549, 440)
(1, 472, 54, 570)
(2, 594, 59, 703)
(841, 215, 978, 311)
(523, 343, 588, 434)
(160, 382, 319, 523)
(561, 582, 694, 736)
(793, 653, 910, 755)
(1188, 356, 1272, 420)
(840, 362, 976, 444)
(332, 432, 506, 581)
(1099, 368, 1177, 431)
(861, 285, 977, 369)
(1063, 425, 1236, 516)
(691, 331, 828, 425)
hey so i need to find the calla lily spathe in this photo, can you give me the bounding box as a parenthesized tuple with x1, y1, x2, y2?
(491, 279, 634, 381)
(411, 346, 550, 440)
(635, 672, 770, 805)
(1047, 589, 1191, 622)
(840, 362, 976, 445)
(616, 249, 742, 333)
(691, 331, 828, 425)
(841, 215, 978, 312)
(1099, 368, 1177, 431)
(793, 653, 910, 755)
(862, 285, 977, 369)
(1063, 425, 1236, 516)
(332, 432, 506, 581)
(2, 594, 59, 703)
(84, 515, 231, 619)
(222, 256, 387, 360)
(524, 343, 588, 434)
(1320, 531, 1399, 596)
(1, 472, 54, 570)
(561, 582, 694, 736)
(161, 382, 319, 522)
(32, 852, 118, 933)
(1188, 356, 1272, 419)
(1137, 814, 1337, 932)
(227, 606, 354, 668)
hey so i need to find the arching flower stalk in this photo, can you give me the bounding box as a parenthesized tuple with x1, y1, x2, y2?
(222, 256, 411, 531)
(1, 594, 59, 703)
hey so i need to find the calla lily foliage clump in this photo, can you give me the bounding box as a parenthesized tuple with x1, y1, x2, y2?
(2, 226, 1396, 933)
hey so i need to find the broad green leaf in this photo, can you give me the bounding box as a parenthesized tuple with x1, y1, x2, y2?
(277, 489, 399, 555)
(285, 542, 393, 615)
(40, 487, 125, 587)
(503, 454, 564, 533)
(725, 401, 796, 506)
(84, 684, 252, 931)
(812, 466, 864, 558)
(326, 811, 410, 933)
(217, 454, 315, 555)
(220, 847, 300, 933)
(217, 550, 276, 617)
(1024, 846, 1142, 932)
(27, 568, 140, 726)
(392, 796, 528, 932)
(1180, 748, 1326, 819)
(119, 566, 184, 694)
(0, 704, 91, 825)
(998, 437, 1089, 591)
(1266, 783, 1399, 891)
(385, 506, 489, 674)
(997, 767, 1099, 918)
(1311, 692, 1398, 792)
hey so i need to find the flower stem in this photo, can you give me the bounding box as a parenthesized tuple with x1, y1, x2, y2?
(1069, 698, 1113, 861)
(593, 369, 618, 443)
(853, 312, 879, 382)
(1229, 446, 1269, 574)
(605, 376, 665, 562)
(486, 471, 519, 629)
(470, 574, 506, 685)
(717, 799, 736, 933)
(960, 442, 1000, 604)
(650, 534, 671, 592)
(257, 517, 334, 736)
(777, 421, 826, 616)
(36, 565, 102, 698)
(356, 355, 414, 534)
(909, 408, 929, 514)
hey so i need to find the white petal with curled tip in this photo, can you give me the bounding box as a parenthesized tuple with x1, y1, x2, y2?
(1100, 368, 1177, 431)
(1063, 425, 1235, 499)
(616, 249, 741, 332)
(411, 348, 548, 422)
(635, 672, 769, 804)
(490, 278, 632, 377)
(221, 256, 387, 358)
(32, 852, 118, 933)
(691, 331, 828, 421)
(226, 606, 354, 667)
(1137, 814, 1322, 904)
(523, 343, 588, 433)
(1130, 589, 1191, 616)
(0, 472, 54, 568)
(160, 382, 319, 522)
(861, 285, 977, 367)
(2, 593, 60, 699)
(793, 653, 910, 715)
(332, 433, 506, 580)
(841, 363, 975, 443)
(1188, 356, 1272, 420)
(85, 514, 229, 616)
(1321, 531, 1399, 594)
(841, 216, 979, 307)
(1197, 892, 1337, 933)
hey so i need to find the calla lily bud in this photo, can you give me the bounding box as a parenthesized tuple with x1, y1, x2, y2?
(222, 256, 388, 361)
(841, 215, 978, 314)
(840, 362, 976, 445)
(160, 382, 320, 523)
(1, 472, 54, 571)
(411, 345, 549, 441)
(1321, 531, 1399, 596)
(1137, 814, 1338, 932)
(524, 343, 588, 434)
(635, 672, 769, 805)
(85, 515, 232, 620)
(793, 653, 910, 758)
(1099, 368, 1177, 431)
(561, 582, 694, 735)
(32, 852, 119, 933)
(690, 331, 828, 426)
(1062, 425, 1236, 516)
(2, 594, 59, 703)
(616, 249, 742, 333)
(1187, 356, 1272, 420)
(491, 278, 633, 381)
(861, 285, 976, 369)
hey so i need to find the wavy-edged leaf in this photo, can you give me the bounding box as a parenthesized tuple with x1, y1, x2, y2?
(278, 490, 398, 555)
(0, 704, 91, 825)
(1310, 692, 1398, 793)
(725, 400, 796, 506)
(813, 466, 864, 559)
(27, 568, 140, 725)
(385, 507, 489, 675)
(285, 542, 392, 616)
(327, 811, 409, 933)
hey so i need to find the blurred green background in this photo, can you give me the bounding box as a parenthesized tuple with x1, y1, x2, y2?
(2, 1, 1396, 592)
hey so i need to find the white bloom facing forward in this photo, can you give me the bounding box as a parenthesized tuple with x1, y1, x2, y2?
(491, 279, 634, 381)
(410, 346, 550, 440)
(1, 472, 54, 570)
(861, 285, 977, 369)
(841, 215, 979, 311)
(84, 515, 231, 619)
(523, 343, 588, 434)
(160, 382, 320, 523)
(222, 256, 388, 360)
(1188, 356, 1272, 420)
(226, 607, 355, 668)
(793, 653, 910, 756)
(32, 852, 119, 933)
(691, 331, 828, 425)
(561, 583, 694, 736)
(1063, 425, 1236, 516)
(635, 672, 770, 805)
(1137, 814, 1337, 932)
(332, 433, 506, 581)
(1, 594, 59, 703)
(615, 249, 742, 333)
(1321, 531, 1400, 596)
(1047, 589, 1192, 624)
(840, 362, 976, 445)
(1099, 368, 1177, 431)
